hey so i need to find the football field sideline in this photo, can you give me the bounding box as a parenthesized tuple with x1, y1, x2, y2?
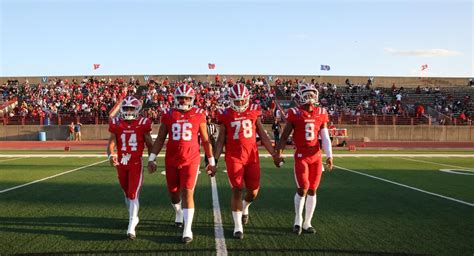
(0, 153, 473, 158)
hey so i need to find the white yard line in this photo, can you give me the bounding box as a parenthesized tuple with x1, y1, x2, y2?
(0, 154, 473, 158)
(210, 176, 227, 256)
(326, 154, 474, 158)
(0, 157, 25, 163)
(0, 160, 108, 194)
(335, 165, 474, 207)
(398, 157, 474, 170)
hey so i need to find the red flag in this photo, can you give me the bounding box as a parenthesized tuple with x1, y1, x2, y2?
(208, 63, 216, 69)
(93, 64, 101, 70)
(421, 64, 428, 71)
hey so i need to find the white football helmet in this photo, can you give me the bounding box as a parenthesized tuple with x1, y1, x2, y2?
(295, 83, 319, 106)
(173, 83, 195, 111)
(120, 96, 142, 120)
(229, 83, 250, 112)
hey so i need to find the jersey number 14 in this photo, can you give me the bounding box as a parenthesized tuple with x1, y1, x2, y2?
(121, 133, 138, 151)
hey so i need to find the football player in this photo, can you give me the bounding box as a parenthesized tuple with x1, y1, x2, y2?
(214, 83, 279, 239)
(274, 84, 334, 235)
(107, 96, 153, 240)
(147, 83, 217, 244)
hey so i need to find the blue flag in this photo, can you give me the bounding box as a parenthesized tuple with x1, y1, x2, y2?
(320, 65, 330, 71)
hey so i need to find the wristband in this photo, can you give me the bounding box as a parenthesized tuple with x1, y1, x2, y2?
(208, 157, 216, 166)
(107, 154, 114, 160)
(148, 153, 157, 162)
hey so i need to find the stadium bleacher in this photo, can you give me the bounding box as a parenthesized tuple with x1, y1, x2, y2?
(1, 76, 472, 126)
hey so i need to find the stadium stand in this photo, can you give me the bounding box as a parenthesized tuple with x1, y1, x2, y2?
(1, 76, 473, 126)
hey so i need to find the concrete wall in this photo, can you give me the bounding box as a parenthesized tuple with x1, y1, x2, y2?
(0, 124, 162, 141)
(262, 124, 473, 142)
(1, 124, 472, 142)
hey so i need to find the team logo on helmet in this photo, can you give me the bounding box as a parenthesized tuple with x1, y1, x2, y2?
(173, 83, 195, 111)
(229, 83, 250, 112)
(295, 84, 319, 106)
(120, 96, 142, 120)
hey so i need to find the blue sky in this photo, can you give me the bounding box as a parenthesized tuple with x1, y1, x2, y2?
(1, 0, 472, 77)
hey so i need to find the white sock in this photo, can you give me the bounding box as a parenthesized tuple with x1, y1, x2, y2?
(129, 198, 139, 219)
(183, 208, 194, 238)
(242, 200, 252, 215)
(294, 193, 305, 226)
(127, 198, 139, 234)
(303, 195, 317, 229)
(125, 197, 130, 213)
(232, 211, 243, 233)
(172, 201, 183, 223)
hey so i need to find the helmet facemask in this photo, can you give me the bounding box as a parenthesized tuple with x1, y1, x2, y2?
(296, 89, 319, 106)
(230, 97, 249, 112)
(120, 96, 142, 120)
(174, 96, 194, 111)
(121, 106, 140, 120)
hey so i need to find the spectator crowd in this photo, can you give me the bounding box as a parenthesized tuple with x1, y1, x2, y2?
(1, 76, 472, 125)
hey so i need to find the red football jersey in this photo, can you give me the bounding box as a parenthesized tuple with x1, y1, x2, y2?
(217, 104, 261, 163)
(161, 107, 206, 167)
(287, 106, 329, 148)
(109, 117, 152, 164)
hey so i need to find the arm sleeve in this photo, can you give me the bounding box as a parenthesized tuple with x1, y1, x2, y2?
(320, 128, 333, 159)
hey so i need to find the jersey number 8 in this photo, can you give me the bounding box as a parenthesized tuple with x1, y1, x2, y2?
(305, 123, 315, 141)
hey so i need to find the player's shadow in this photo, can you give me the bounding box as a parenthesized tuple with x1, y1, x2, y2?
(0, 216, 180, 243)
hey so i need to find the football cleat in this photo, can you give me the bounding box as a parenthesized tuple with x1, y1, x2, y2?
(182, 236, 193, 244)
(175, 222, 183, 228)
(242, 214, 249, 225)
(233, 231, 244, 239)
(293, 225, 302, 235)
(126, 217, 139, 239)
(303, 227, 316, 234)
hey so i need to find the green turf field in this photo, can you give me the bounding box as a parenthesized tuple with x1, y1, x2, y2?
(0, 152, 473, 255)
(0, 148, 473, 155)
